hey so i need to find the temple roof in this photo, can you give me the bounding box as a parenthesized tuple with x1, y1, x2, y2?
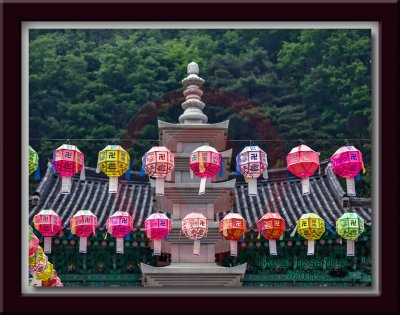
(29, 161, 371, 231)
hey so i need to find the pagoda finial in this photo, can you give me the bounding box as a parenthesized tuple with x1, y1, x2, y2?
(179, 61, 208, 124)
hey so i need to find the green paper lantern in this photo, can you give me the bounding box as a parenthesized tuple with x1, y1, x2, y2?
(336, 213, 364, 256)
(29, 145, 39, 175)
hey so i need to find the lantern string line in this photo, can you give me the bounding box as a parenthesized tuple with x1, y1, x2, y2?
(29, 138, 372, 142)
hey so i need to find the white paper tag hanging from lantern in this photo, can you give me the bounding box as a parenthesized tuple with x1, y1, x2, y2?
(61, 177, 72, 194)
(248, 178, 258, 196)
(301, 177, 310, 195)
(263, 170, 269, 179)
(346, 178, 356, 196)
(79, 237, 87, 253)
(346, 240, 355, 256)
(230, 240, 238, 257)
(193, 239, 201, 255)
(109, 176, 118, 193)
(44, 237, 52, 254)
(307, 239, 315, 255)
(116, 238, 124, 254)
(153, 239, 162, 256)
(199, 177, 206, 195)
(269, 240, 277, 255)
(155, 178, 165, 196)
(166, 171, 172, 182)
(80, 164, 86, 181)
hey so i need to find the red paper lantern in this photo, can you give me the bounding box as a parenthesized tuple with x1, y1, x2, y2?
(181, 213, 208, 255)
(70, 210, 98, 253)
(257, 213, 286, 255)
(219, 213, 247, 256)
(143, 146, 175, 196)
(33, 209, 62, 254)
(53, 144, 84, 194)
(189, 145, 221, 195)
(144, 213, 172, 255)
(286, 144, 320, 195)
(106, 211, 133, 254)
(330, 146, 364, 196)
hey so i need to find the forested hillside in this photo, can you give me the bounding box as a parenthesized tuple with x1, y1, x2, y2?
(29, 29, 372, 196)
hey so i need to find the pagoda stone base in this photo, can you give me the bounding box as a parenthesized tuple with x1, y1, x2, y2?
(140, 263, 247, 287)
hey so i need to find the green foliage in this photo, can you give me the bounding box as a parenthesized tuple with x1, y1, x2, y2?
(29, 29, 372, 197)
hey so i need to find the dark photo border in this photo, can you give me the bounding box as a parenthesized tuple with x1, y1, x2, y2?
(2, 0, 399, 313)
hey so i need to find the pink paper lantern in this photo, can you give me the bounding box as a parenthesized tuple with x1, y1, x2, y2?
(53, 144, 84, 194)
(181, 212, 208, 255)
(237, 146, 268, 196)
(219, 213, 247, 257)
(286, 144, 320, 195)
(33, 209, 63, 254)
(143, 146, 175, 196)
(189, 145, 221, 195)
(330, 146, 364, 196)
(70, 210, 98, 253)
(106, 211, 133, 254)
(257, 213, 286, 255)
(144, 213, 172, 255)
(29, 226, 39, 256)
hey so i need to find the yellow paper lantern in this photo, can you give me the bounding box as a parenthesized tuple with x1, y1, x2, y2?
(97, 145, 130, 193)
(297, 213, 325, 255)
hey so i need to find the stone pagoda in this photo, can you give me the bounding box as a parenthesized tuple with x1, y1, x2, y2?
(140, 62, 247, 286)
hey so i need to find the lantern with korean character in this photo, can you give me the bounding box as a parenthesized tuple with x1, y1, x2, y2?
(181, 213, 208, 255)
(97, 145, 130, 193)
(190, 145, 221, 195)
(236, 146, 268, 196)
(330, 146, 364, 197)
(29, 145, 39, 176)
(144, 212, 172, 255)
(287, 144, 320, 195)
(142, 146, 174, 196)
(70, 210, 98, 253)
(29, 246, 48, 286)
(33, 209, 62, 254)
(219, 213, 246, 256)
(36, 262, 54, 286)
(257, 213, 286, 255)
(106, 211, 133, 254)
(297, 213, 325, 255)
(53, 144, 84, 194)
(336, 213, 365, 256)
(29, 226, 39, 256)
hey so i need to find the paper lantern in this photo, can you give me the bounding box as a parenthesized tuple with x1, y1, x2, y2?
(236, 146, 268, 196)
(336, 213, 365, 256)
(97, 145, 130, 193)
(29, 246, 49, 286)
(106, 211, 133, 254)
(189, 145, 221, 195)
(29, 226, 39, 256)
(144, 212, 172, 255)
(257, 213, 286, 255)
(219, 213, 246, 256)
(297, 213, 325, 255)
(142, 146, 175, 196)
(53, 144, 84, 194)
(33, 209, 62, 254)
(29, 145, 39, 176)
(287, 144, 320, 195)
(36, 262, 54, 282)
(181, 213, 208, 255)
(70, 210, 98, 253)
(330, 146, 364, 196)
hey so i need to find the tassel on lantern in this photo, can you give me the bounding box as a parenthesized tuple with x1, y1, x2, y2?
(79, 237, 87, 253)
(44, 237, 52, 254)
(307, 239, 315, 255)
(80, 164, 86, 181)
(95, 156, 101, 173)
(139, 156, 146, 177)
(125, 160, 131, 181)
(218, 154, 224, 177)
(263, 170, 268, 179)
(269, 240, 277, 255)
(199, 177, 207, 195)
(193, 239, 201, 256)
(301, 177, 310, 195)
(153, 239, 162, 256)
(248, 178, 257, 196)
(34, 158, 41, 181)
(235, 154, 241, 175)
(230, 240, 238, 257)
(355, 172, 361, 181)
(190, 169, 194, 179)
(290, 225, 298, 238)
(109, 176, 118, 193)
(61, 177, 72, 194)
(346, 178, 356, 196)
(155, 177, 165, 196)
(116, 238, 124, 254)
(125, 233, 130, 241)
(346, 240, 355, 256)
